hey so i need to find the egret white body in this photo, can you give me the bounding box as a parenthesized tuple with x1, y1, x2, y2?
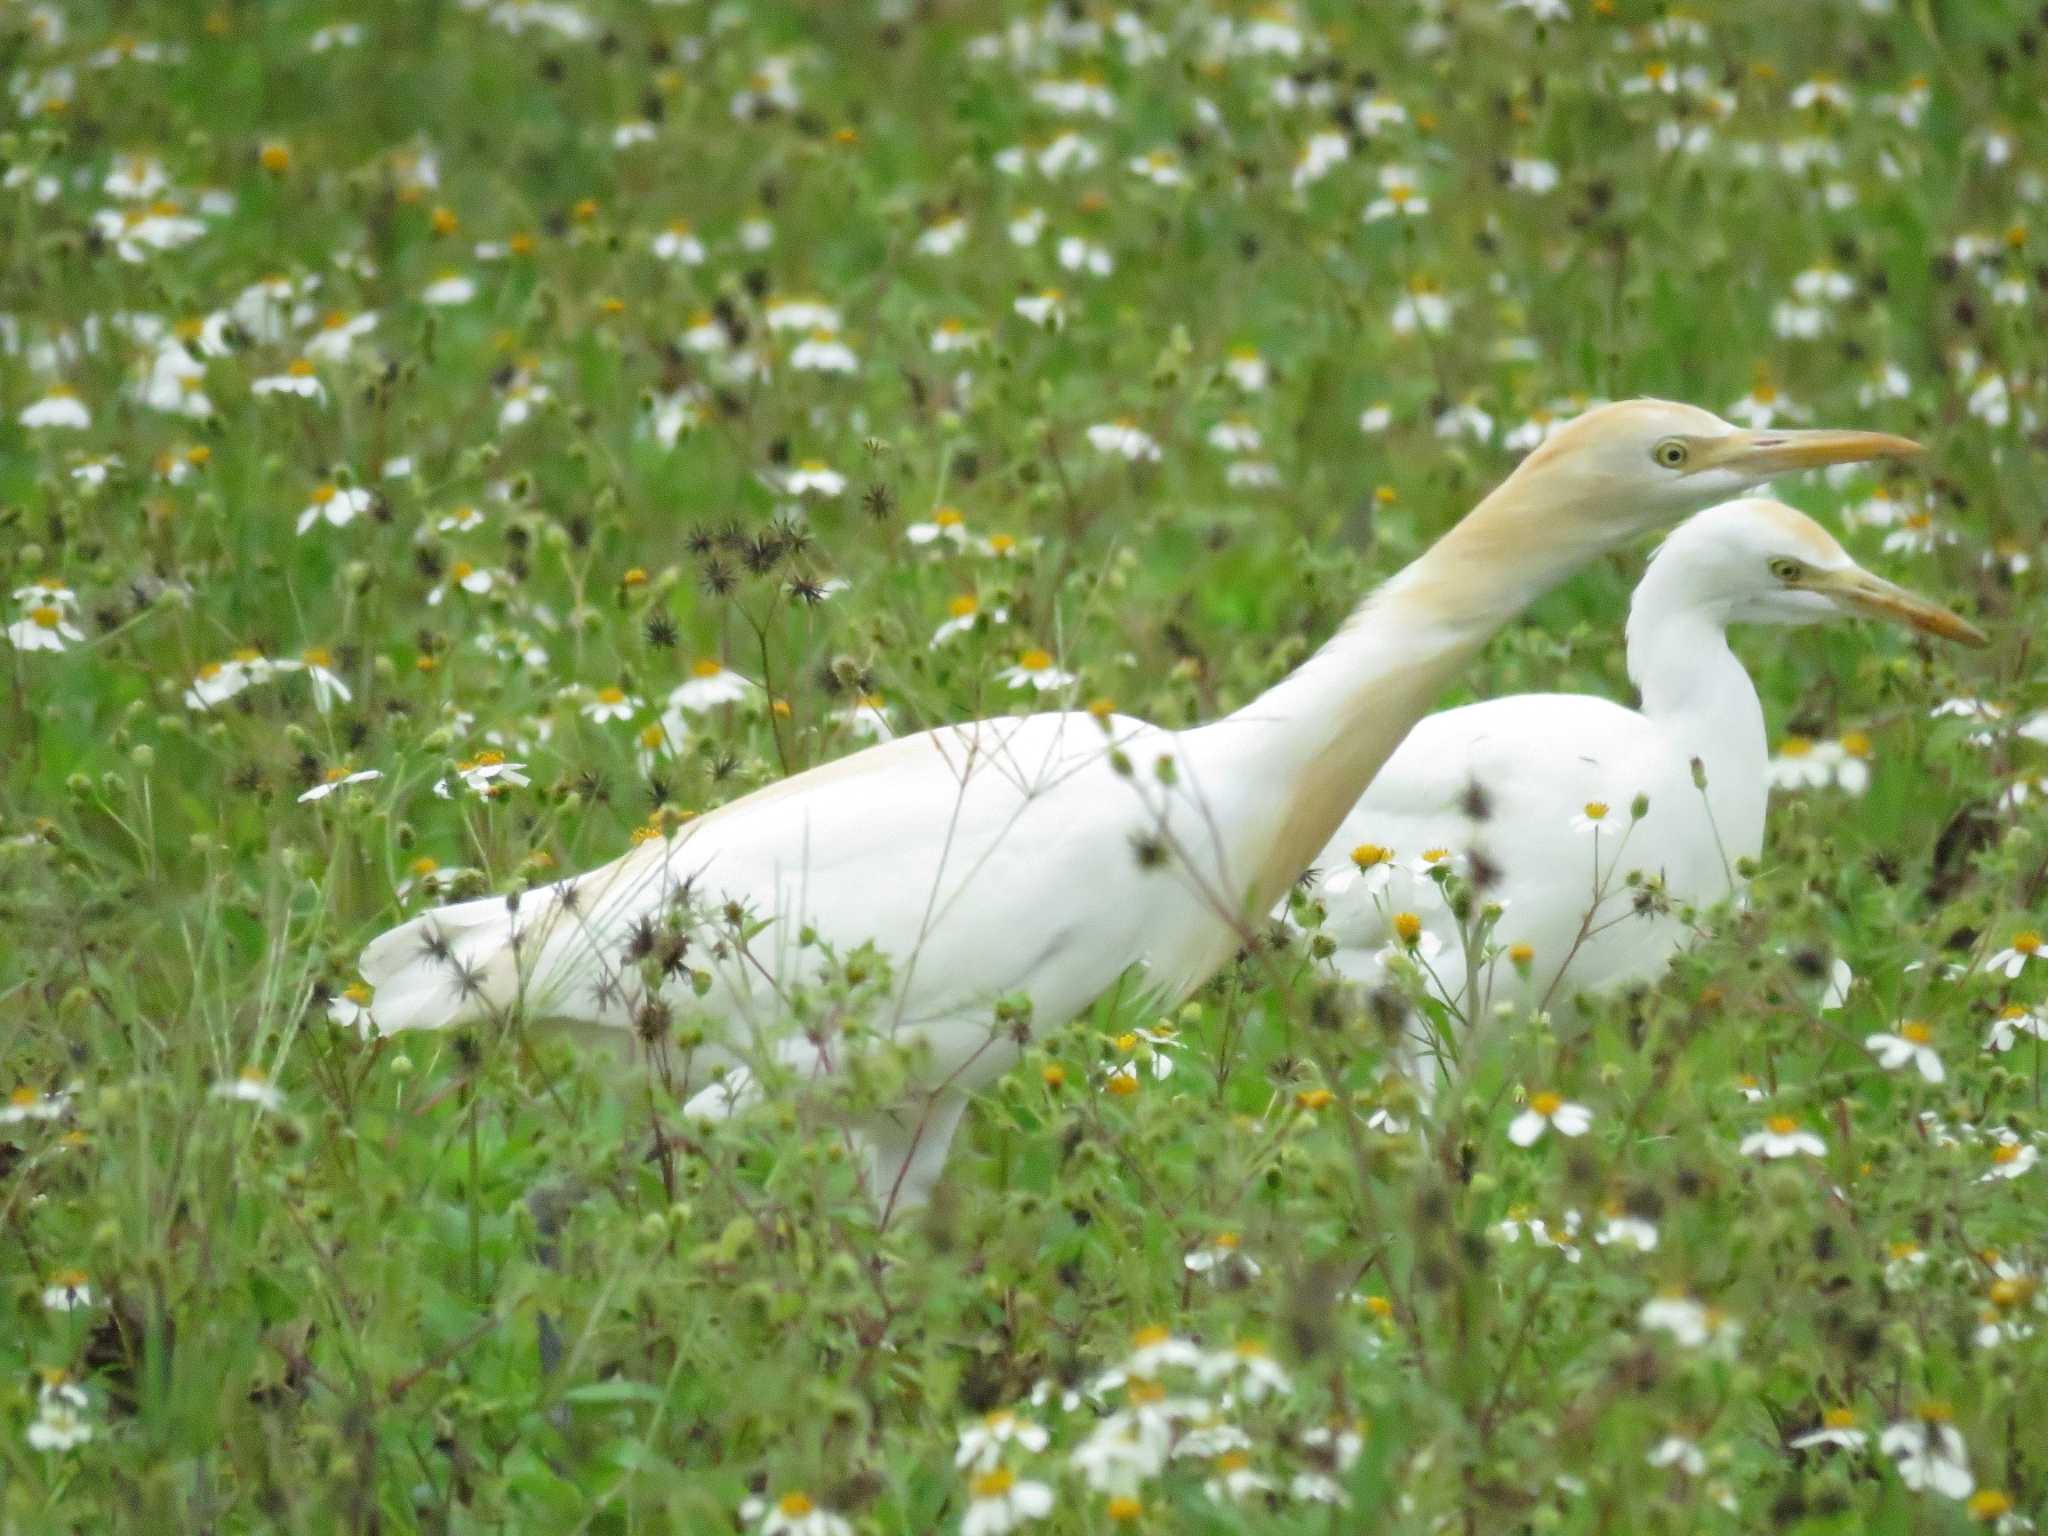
(355, 405, 1922, 1212)
(1309, 497, 1984, 1068)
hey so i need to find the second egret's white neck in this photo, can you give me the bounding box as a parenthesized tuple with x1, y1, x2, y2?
(1204, 469, 1647, 908)
(1622, 555, 1770, 867)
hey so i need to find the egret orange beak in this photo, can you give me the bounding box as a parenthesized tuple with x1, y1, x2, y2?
(1808, 566, 1988, 647)
(1710, 428, 1924, 474)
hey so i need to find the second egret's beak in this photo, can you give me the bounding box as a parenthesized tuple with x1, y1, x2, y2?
(1713, 428, 1925, 475)
(1807, 566, 1989, 647)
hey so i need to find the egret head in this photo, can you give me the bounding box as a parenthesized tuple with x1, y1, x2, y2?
(1655, 497, 1987, 646)
(1507, 399, 1923, 541)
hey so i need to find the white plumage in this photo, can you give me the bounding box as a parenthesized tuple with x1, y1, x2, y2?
(1308, 497, 1984, 1078)
(355, 406, 1924, 1211)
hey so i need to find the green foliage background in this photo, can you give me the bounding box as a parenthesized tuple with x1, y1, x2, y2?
(1, 0, 2044, 1530)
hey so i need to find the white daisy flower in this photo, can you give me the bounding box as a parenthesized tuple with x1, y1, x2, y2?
(1085, 419, 1161, 461)
(1879, 1415, 1973, 1499)
(961, 1468, 1054, 1535)
(669, 660, 756, 713)
(19, 386, 91, 429)
(1864, 1021, 1943, 1082)
(1013, 288, 1067, 329)
(1986, 1005, 2048, 1054)
(26, 1375, 93, 1452)
(914, 215, 969, 255)
(297, 767, 383, 803)
(581, 685, 641, 724)
(40, 1271, 94, 1312)
(7, 604, 84, 653)
(998, 648, 1076, 692)
(783, 460, 846, 497)
(433, 752, 530, 798)
(1790, 1408, 1869, 1453)
(1740, 1116, 1826, 1160)
(421, 271, 477, 305)
(740, 1492, 852, 1536)
(956, 1409, 1051, 1473)
(1508, 1091, 1592, 1146)
(1985, 930, 2044, 979)
(252, 359, 327, 400)
(212, 1067, 285, 1112)
(296, 483, 373, 533)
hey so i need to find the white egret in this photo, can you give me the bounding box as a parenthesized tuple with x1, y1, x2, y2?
(353, 404, 1921, 1212)
(1307, 496, 1984, 1081)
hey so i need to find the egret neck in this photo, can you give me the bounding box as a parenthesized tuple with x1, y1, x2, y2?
(1216, 471, 1630, 909)
(1621, 555, 1769, 874)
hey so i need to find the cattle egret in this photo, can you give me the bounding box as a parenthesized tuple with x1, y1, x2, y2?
(353, 403, 1920, 1212)
(1308, 496, 1984, 1089)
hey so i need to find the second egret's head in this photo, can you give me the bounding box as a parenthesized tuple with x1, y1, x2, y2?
(1652, 497, 1987, 646)
(1509, 399, 1923, 540)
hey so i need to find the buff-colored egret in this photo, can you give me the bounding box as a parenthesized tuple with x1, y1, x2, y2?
(354, 403, 1920, 1212)
(1307, 495, 1984, 1089)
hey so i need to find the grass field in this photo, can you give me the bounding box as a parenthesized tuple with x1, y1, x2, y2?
(3, 0, 2046, 1530)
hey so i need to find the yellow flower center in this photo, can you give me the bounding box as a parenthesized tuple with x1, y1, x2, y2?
(692, 658, 724, 678)
(1992, 1143, 2021, 1165)
(1529, 1091, 1563, 1117)
(970, 1468, 1015, 1499)
(311, 484, 336, 505)
(1822, 1406, 1857, 1429)
(1420, 847, 1449, 864)
(10, 1088, 38, 1107)
(597, 686, 626, 704)
(1900, 1020, 1932, 1045)
(1508, 943, 1535, 964)
(239, 1066, 267, 1084)
(1216, 1449, 1252, 1471)
(1970, 1491, 2015, 1520)
(1115, 1032, 1138, 1054)
(302, 647, 332, 668)
(1767, 1115, 1800, 1136)
(1392, 912, 1422, 944)
(287, 358, 316, 377)
(1350, 843, 1390, 868)
(1839, 731, 1871, 758)
(1582, 801, 1609, 821)
(1364, 1295, 1393, 1317)
(1889, 1241, 1919, 1261)
(776, 1493, 814, 1517)
(30, 607, 59, 629)
(988, 533, 1017, 554)
(933, 507, 964, 528)
(1131, 1325, 1170, 1349)
(451, 561, 475, 581)
(1295, 1087, 1334, 1110)
(2015, 931, 2042, 955)
(1018, 648, 1054, 671)
(1106, 1496, 1143, 1523)
(344, 982, 373, 1003)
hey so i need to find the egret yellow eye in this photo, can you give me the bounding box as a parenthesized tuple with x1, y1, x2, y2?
(1653, 438, 1689, 469)
(1769, 557, 1803, 582)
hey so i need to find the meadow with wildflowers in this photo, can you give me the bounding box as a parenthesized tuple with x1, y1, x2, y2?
(4, 0, 2048, 1530)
